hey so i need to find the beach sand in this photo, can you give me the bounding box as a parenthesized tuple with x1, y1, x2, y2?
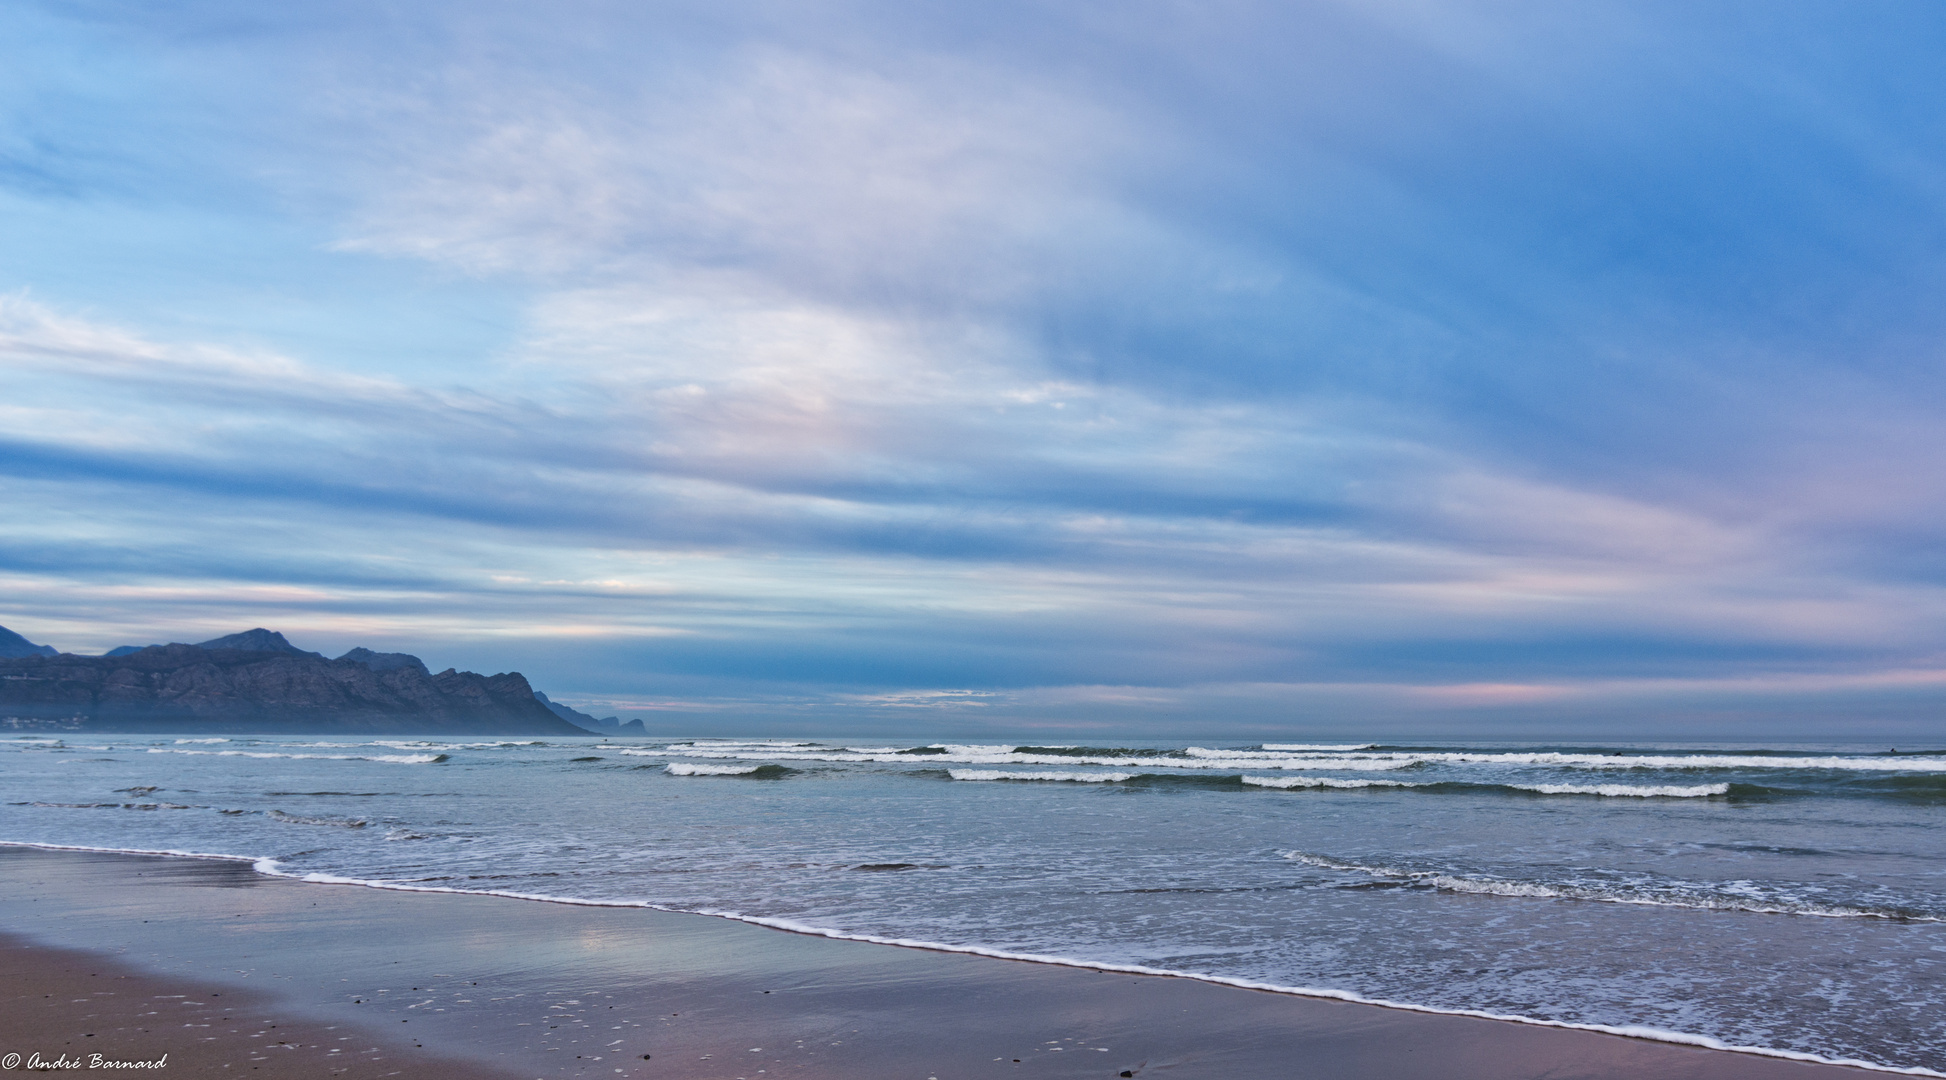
(0, 846, 1884, 1079)
(2, 931, 523, 1078)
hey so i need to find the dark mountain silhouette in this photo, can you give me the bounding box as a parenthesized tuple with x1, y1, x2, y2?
(0, 628, 588, 735)
(101, 628, 318, 658)
(0, 625, 58, 659)
(196, 628, 323, 657)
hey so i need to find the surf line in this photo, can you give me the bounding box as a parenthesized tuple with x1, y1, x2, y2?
(2, 839, 1939, 1078)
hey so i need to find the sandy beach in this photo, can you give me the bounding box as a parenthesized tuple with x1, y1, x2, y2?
(2, 931, 521, 1079)
(0, 845, 1889, 1080)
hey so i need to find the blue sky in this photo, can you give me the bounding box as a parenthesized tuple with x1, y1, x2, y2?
(5, 0, 1946, 738)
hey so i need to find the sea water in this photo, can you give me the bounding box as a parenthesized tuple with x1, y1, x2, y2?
(3, 735, 1942, 1073)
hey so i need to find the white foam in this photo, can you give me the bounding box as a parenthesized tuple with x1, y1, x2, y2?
(255, 739, 547, 751)
(1, 838, 259, 864)
(637, 742, 1920, 788)
(267, 810, 369, 828)
(669, 740, 823, 750)
(1511, 782, 1730, 798)
(1281, 851, 1945, 922)
(1192, 744, 1377, 758)
(1246, 778, 1729, 796)
(1358, 751, 1946, 773)
(947, 770, 1135, 783)
(659, 745, 1418, 771)
(1242, 776, 1417, 789)
(145, 748, 443, 764)
(651, 742, 1935, 776)
(173, 738, 230, 744)
(1, 840, 1925, 1080)
(665, 763, 766, 776)
(374, 739, 546, 750)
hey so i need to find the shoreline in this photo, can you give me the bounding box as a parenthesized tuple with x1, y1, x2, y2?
(3, 839, 1933, 1076)
(0, 842, 1909, 1079)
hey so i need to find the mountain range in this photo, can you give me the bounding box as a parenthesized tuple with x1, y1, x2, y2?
(0, 626, 638, 736)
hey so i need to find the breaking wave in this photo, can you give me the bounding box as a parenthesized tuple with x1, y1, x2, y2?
(656, 744, 1418, 772)
(1510, 782, 1731, 798)
(266, 810, 369, 828)
(948, 769, 1136, 782)
(1242, 777, 1730, 797)
(1283, 852, 1945, 922)
(1243, 776, 1419, 790)
(664, 763, 796, 777)
(147, 748, 446, 764)
(23, 800, 200, 811)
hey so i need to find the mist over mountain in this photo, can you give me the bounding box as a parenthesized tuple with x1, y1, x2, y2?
(533, 691, 627, 734)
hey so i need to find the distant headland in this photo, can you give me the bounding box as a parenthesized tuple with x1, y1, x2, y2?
(0, 625, 643, 736)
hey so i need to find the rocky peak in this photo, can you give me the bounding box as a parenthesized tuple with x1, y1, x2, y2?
(195, 628, 322, 657)
(337, 647, 431, 676)
(0, 624, 58, 659)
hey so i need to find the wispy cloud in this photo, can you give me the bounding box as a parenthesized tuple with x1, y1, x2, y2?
(4, 1, 1946, 735)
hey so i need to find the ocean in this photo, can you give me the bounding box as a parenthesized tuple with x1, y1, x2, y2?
(4, 734, 1943, 1074)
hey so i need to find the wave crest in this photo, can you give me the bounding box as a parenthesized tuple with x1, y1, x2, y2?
(1282, 851, 1943, 922)
(948, 770, 1135, 783)
(1243, 776, 1416, 790)
(664, 763, 796, 777)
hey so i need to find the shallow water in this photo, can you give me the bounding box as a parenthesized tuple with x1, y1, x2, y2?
(3, 735, 1943, 1072)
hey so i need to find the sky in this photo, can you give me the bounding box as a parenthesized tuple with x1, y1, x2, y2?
(5, 0, 1946, 739)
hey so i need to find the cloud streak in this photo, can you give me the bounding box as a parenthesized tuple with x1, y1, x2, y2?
(4, 1, 1946, 736)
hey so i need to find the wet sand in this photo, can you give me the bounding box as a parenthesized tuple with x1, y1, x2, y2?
(0, 845, 1886, 1079)
(2, 932, 522, 1078)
